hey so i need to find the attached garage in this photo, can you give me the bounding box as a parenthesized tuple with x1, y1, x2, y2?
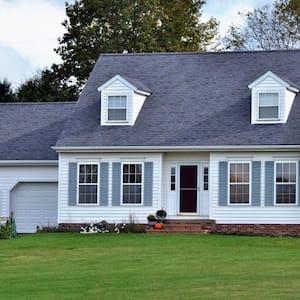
(11, 182, 58, 233)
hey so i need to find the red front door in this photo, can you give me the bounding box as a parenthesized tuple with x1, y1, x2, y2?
(179, 165, 198, 213)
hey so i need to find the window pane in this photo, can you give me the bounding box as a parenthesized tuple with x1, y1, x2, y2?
(79, 175, 85, 183)
(86, 175, 91, 183)
(91, 175, 98, 183)
(92, 164, 98, 173)
(108, 96, 127, 108)
(136, 174, 142, 183)
(136, 164, 142, 173)
(276, 184, 296, 204)
(123, 174, 129, 183)
(85, 165, 91, 173)
(123, 164, 129, 173)
(259, 106, 278, 119)
(259, 93, 278, 106)
(230, 163, 249, 183)
(108, 109, 126, 121)
(130, 165, 135, 173)
(230, 184, 249, 204)
(79, 165, 86, 174)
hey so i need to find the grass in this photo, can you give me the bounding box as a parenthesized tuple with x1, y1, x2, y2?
(1, 233, 300, 300)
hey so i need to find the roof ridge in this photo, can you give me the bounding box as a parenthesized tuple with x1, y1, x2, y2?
(100, 49, 300, 57)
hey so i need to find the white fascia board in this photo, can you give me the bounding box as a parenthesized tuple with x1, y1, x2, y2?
(248, 71, 290, 89)
(0, 160, 58, 166)
(53, 145, 300, 153)
(287, 86, 299, 93)
(135, 90, 151, 96)
(97, 74, 136, 92)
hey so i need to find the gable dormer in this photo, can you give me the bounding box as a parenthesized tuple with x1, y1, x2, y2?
(97, 74, 151, 126)
(248, 71, 299, 124)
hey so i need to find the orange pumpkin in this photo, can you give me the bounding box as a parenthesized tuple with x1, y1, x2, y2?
(154, 223, 163, 230)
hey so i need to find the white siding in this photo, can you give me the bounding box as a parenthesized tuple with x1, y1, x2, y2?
(0, 165, 58, 217)
(58, 152, 163, 224)
(210, 152, 300, 224)
(132, 93, 146, 124)
(285, 89, 297, 122)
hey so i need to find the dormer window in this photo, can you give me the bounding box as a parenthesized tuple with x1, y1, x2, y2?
(258, 93, 279, 120)
(108, 96, 127, 122)
(248, 71, 299, 124)
(98, 74, 151, 126)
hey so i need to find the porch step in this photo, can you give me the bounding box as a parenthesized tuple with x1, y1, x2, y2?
(146, 220, 216, 234)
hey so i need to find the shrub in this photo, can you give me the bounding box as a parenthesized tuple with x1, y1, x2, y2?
(0, 221, 12, 239)
(147, 214, 156, 222)
(124, 223, 146, 233)
(156, 209, 167, 218)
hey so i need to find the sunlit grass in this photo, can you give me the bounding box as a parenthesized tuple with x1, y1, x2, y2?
(1, 233, 300, 299)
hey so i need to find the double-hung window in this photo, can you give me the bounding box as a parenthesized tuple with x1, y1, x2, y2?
(229, 162, 250, 204)
(258, 93, 279, 120)
(78, 164, 98, 204)
(108, 95, 127, 121)
(122, 163, 142, 204)
(276, 162, 297, 204)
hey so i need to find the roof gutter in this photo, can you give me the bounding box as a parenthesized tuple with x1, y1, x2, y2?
(0, 160, 58, 166)
(53, 145, 300, 153)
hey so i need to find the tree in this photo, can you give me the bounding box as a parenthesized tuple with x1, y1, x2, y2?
(16, 66, 78, 103)
(223, 0, 300, 51)
(0, 79, 16, 102)
(55, 0, 218, 88)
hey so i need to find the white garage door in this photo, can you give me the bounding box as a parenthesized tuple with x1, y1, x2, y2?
(11, 182, 58, 233)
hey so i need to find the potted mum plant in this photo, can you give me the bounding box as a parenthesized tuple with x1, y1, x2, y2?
(155, 209, 167, 223)
(147, 214, 157, 228)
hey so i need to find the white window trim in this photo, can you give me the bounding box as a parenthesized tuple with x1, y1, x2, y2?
(252, 88, 284, 124)
(101, 91, 132, 125)
(257, 92, 280, 121)
(274, 161, 298, 206)
(228, 161, 252, 206)
(121, 162, 144, 206)
(77, 162, 100, 205)
(107, 95, 128, 123)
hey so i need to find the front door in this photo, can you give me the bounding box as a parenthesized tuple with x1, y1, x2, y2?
(179, 165, 198, 213)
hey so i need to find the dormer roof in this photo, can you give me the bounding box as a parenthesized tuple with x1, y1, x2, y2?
(97, 74, 151, 96)
(248, 70, 299, 93)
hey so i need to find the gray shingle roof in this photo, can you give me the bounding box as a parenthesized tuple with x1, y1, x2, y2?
(56, 50, 300, 147)
(0, 102, 75, 160)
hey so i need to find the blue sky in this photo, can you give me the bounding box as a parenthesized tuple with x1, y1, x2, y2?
(0, 0, 274, 88)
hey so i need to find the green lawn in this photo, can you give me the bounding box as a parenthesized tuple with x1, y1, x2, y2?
(1, 233, 300, 300)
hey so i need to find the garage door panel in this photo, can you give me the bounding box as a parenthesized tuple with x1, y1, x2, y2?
(11, 182, 58, 233)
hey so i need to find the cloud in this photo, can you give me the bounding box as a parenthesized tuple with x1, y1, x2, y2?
(203, 0, 274, 36)
(0, 44, 33, 87)
(0, 0, 67, 85)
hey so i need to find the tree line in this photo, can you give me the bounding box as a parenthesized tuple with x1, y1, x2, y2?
(1, 0, 299, 103)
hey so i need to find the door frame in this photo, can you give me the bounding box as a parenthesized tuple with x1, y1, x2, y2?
(177, 163, 201, 215)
